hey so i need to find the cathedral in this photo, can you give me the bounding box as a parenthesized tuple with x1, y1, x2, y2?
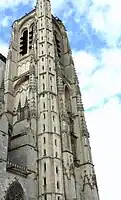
(0, 0, 100, 199)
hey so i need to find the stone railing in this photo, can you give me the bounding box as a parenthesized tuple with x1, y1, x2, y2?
(6, 160, 30, 178)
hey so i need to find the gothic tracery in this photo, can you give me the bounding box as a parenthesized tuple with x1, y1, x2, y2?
(5, 182, 25, 200)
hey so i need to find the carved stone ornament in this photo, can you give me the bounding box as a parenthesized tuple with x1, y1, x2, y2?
(69, 163, 74, 177)
(61, 120, 68, 133)
(0, 101, 4, 116)
(7, 49, 12, 60)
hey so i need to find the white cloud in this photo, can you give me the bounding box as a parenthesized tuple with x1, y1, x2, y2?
(73, 48, 121, 109)
(71, 0, 89, 14)
(59, 0, 121, 48)
(85, 96, 121, 200)
(73, 50, 98, 87)
(72, 46, 121, 200)
(87, 0, 121, 47)
(51, 0, 66, 13)
(0, 41, 8, 57)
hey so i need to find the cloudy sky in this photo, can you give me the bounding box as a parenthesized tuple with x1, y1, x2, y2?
(0, 0, 121, 199)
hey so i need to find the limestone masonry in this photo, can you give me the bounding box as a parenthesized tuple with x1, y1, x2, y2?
(0, 0, 100, 199)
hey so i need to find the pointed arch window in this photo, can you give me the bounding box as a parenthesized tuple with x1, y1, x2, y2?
(71, 134, 77, 162)
(20, 29, 28, 56)
(65, 85, 71, 112)
(20, 107, 24, 120)
(5, 181, 25, 200)
(17, 98, 30, 121)
(54, 30, 61, 58)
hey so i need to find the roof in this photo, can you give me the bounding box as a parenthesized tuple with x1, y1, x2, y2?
(0, 53, 6, 63)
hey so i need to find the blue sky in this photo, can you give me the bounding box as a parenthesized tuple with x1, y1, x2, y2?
(0, 0, 121, 199)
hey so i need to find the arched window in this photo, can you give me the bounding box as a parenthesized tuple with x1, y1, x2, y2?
(65, 85, 71, 112)
(54, 30, 61, 59)
(17, 98, 30, 121)
(5, 181, 25, 200)
(20, 29, 28, 56)
(71, 134, 77, 162)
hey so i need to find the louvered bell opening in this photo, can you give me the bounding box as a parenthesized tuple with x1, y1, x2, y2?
(56, 37, 60, 43)
(29, 35, 33, 40)
(29, 29, 33, 50)
(57, 47, 61, 58)
(57, 48, 61, 53)
(20, 36, 24, 40)
(20, 40, 24, 45)
(29, 40, 32, 44)
(57, 43, 60, 48)
(20, 30, 28, 56)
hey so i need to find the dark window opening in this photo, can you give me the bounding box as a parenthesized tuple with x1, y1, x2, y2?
(65, 86, 71, 112)
(17, 101, 29, 121)
(56, 166, 58, 174)
(43, 124, 45, 131)
(44, 194, 47, 200)
(44, 149, 46, 156)
(43, 83, 45, 90)
(20, 107, 24, 120)
(43, 113, 46, 119)
(44, 177, 46, 185)
(57, 181, 59, 189)
(20, 30, 28, 56)
(54, 126, 56, 132)
(54, 31, 61, 59)
(44, 163, 46, 171)
(71, 135, 77, 161)
(5, 182, 25, 200)
(44, 137, 46, 143)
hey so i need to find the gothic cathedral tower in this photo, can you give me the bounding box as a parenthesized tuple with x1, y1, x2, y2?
(0, 0, 100, 200)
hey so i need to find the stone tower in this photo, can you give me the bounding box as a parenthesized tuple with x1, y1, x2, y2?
(0, 0, 100, 200)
